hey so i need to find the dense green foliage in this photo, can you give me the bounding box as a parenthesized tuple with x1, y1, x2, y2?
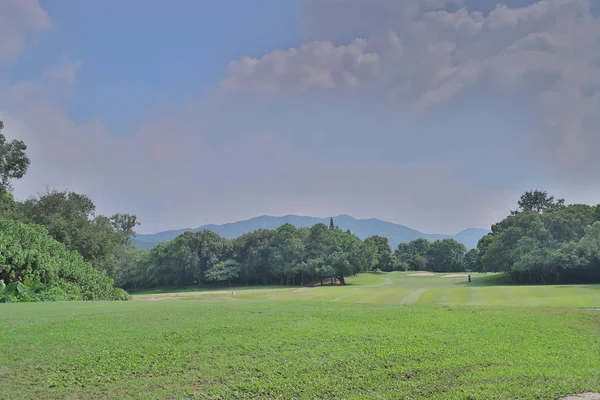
(476, 190, 600, 283)
(0, 121, 136, 301)
(7, 189, 139, 277)
(0, 219, 129, 301)
(118, 223, 376, 289)
(0, 121, 30, 192)
(2, 296, 599, 399)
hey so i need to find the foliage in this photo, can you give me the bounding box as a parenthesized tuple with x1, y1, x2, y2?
(0, 278, 44, 303)
(395, 238, 467, 273)
(121, 223, 376, 289)
(205, 259, 241, 283)
(0, 121, 30, 191)
(13, 189, 139, 277)
(511, 189, 564, 215)
(0, 219, 129, 301)
(364, 235, 395, 271)
(477, 191, 600, 283)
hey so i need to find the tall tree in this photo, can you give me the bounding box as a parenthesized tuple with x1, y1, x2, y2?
(512, 190, 564, 215)
(329, 217, 335, 231)
(0, 121, 30, 191)
(364, 235, 394, 271)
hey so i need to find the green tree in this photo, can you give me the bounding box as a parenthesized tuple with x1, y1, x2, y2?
(0, 121, 30, 191)
(364, 235, 394, 271)
(427, 239, 467, 272)
(205, 260, 241, 284)
(0, 219, 128, 301)
(512, 190, 564, 215)
(15, 189, 139, 277)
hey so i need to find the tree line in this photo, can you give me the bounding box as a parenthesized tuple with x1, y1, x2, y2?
(116, 221, 474, 289)
(2, 119, 600, 301)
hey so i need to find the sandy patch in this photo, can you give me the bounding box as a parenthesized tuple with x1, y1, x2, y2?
(560, 394, 600, 400)
(408, 273, 435, 277)
(294, 287, 314, 292)
(441, 274, 469, 278)
(137, 296, 177, 301)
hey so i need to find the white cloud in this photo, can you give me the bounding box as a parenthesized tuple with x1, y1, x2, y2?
(223, 0, 600, 168)
(0, 0, 51, 62)
(45, 55, 84, 91)
(222, 39, 379, 92)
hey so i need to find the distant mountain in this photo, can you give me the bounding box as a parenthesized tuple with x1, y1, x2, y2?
(133, 215, 489, 251)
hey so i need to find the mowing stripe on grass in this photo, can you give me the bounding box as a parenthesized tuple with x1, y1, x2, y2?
(401, 288, 427, 304)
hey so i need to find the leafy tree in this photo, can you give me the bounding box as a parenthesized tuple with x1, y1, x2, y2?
(14, 189, 138, 277)
(205, 260, 241, 284)
(364, 235, 394, 271)
(426, 239, 467, 272)
(512, 190, 564, 215)
(0, 219, 128, 301)
(464, 248, 479, 272)
(0, 121, 30, 191)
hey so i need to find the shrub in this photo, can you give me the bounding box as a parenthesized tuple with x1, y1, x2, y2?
(0, 220, 129, 301)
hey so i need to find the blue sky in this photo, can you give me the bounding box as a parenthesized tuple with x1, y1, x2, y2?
(1, 0, 599, 234)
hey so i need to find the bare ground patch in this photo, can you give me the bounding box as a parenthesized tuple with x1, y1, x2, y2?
(408, 273, 435, 277)
(136, 296, 178, 301)
(294, 287, 314, 292)
(560, 394, 600, 400)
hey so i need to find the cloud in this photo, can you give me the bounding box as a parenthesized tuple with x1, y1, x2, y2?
(2, 0, 600, 234)
(45, 55, 84, 91)
(221, 39, 380, 92)
(0, 0, 51, 62)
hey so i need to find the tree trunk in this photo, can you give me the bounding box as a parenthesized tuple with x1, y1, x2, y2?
(337, 276, 346, 285)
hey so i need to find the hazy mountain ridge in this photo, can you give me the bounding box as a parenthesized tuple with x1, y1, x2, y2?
(133, 215, 489, 250)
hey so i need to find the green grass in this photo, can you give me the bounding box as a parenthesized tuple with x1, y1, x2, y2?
(134, 272, 600, 308)
(2, 272, 600, 399)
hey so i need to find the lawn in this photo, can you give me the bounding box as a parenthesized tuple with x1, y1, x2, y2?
(133, 272, 600, 308)
(2, 272, 600, 399)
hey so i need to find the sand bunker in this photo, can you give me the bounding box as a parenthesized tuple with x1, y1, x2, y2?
(408, 272, 435, 277)
(441, 274, 469, 278)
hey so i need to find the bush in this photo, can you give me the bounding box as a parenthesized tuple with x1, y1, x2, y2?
(0, 220, 129, 301)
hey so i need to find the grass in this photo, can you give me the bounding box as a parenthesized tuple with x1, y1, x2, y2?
(2, 272, 600, 399)
(134, 272, 600, 308)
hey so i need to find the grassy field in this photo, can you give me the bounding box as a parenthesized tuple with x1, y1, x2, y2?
(2, 272, 600, 399)
(133, 272, 600, 308)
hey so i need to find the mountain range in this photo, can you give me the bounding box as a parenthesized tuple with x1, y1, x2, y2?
(133, 215, 490, 251)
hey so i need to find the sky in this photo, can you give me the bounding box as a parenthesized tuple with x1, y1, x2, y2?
(1, 0, 600, 235)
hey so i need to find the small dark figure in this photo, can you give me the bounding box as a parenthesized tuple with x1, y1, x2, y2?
(468, 274, 471, 283)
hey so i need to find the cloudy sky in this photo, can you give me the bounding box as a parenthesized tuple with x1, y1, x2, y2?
(1, 0, 600, 234)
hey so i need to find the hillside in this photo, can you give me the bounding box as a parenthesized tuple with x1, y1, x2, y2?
(133, 215, 489, 250)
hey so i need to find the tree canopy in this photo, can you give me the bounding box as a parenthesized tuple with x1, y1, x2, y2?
(0, 121, 30, 192)
(0, 219, 128, 301)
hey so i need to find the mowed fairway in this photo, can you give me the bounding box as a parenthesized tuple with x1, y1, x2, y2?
(2, 273, 600, 399)
(135, 272, 600, 308)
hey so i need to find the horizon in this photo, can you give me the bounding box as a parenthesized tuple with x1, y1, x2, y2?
(3, 0, 600, 235)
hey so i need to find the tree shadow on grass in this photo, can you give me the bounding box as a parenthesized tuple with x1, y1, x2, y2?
(453, 274, 516, 287)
